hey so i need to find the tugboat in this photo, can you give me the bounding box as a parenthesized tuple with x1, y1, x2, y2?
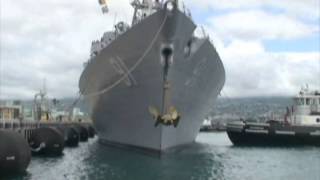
(227, 87, 320, 146)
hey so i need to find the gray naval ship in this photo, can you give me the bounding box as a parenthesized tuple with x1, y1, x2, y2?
(79, 0, 225, 152)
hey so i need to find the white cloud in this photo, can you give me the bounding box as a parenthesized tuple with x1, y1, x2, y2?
(0, 0, 319, 99)
(0, 0, 133, 99)
(219, 40, 320, 97)
(207, 10, 318, 41)
(185, 0, 320, 20)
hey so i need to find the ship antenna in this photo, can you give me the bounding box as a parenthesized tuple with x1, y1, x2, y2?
(113, 13, 118, 27)
(182, 2, 186, 14)
(40, 78, 47, 97)
(201, 26, 207, 38)
(0, 37, 1, 100)
(318, 58, 320, 90)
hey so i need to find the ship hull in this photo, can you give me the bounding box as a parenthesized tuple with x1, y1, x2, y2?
(79, 9, 225, 152)
(227, 121, 320, 146)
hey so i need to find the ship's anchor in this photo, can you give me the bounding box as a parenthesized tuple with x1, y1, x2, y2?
(148, 106, 180, 127)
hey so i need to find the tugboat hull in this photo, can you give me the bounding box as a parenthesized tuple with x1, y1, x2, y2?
(227, 121, 320, 146)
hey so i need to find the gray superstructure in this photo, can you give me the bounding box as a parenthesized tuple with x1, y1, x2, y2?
(79, 0, 225, 152)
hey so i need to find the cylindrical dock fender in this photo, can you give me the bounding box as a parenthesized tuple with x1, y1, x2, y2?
(56, 126, 80, 147)
(87, 125, 96, 138)
(65, 126, 80, 147)
(28, 127, 64, 156)
(0, 130, 31, 174)
(74, 125, 89, 142)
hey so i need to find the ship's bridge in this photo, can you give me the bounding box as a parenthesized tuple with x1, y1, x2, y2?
(293, 88, 320, 125)
(294, 90, 320, 114)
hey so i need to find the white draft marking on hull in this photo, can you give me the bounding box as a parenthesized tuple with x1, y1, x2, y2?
(245, 129, 268, 134)
(227, 125, 244, 129)
(246, 123, 270, 127)
(275, 131, 295, 135)
(310, 131, 320, 136)
(6, 156, 15, 161)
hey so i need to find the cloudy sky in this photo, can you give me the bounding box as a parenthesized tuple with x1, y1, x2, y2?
(0, 0, 319, 99)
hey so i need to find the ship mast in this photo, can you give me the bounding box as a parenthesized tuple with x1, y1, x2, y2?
(98, 0, 169, 26)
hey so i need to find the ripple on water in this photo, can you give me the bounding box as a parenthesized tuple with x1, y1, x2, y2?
(3, 133, 320, 180)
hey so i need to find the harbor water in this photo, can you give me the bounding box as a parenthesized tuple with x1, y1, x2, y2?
(4, 132, 320, 180)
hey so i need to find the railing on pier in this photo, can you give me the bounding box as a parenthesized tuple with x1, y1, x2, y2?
(0, 119, 93, 141)
(0, 119, 92, 128)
